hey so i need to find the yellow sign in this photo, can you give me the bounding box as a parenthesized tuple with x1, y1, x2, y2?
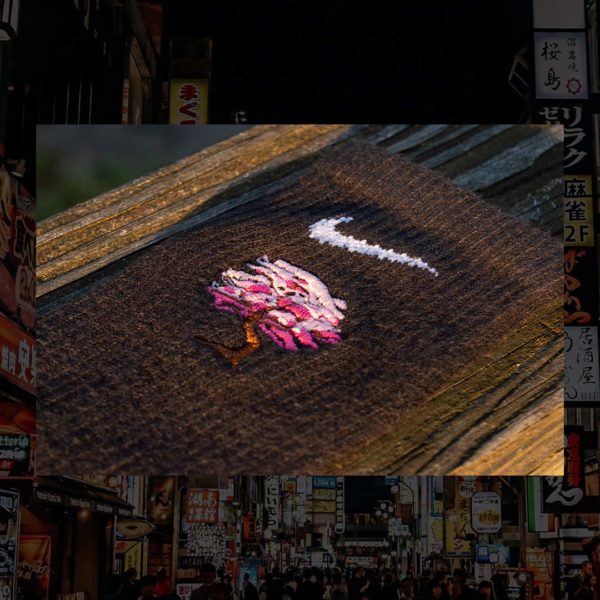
(169, 79, 209, 124)
(444, 509, 472, 557)
(310, 499, 336, 513)
(564, 197, 594, 246)
(564, 175, 593, 198)
(564, 175, 594, 247)
(313, 488, 335, 500)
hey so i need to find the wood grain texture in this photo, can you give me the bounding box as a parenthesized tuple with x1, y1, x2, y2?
(37, 124, 563, 474)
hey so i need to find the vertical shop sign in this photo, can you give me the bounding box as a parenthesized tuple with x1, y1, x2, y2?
(564, 245, 598, 324)
(0, 490, 20, 600)
(527, 478, 552, 533)
(335, 477, 345, 534)
(532, 0, 599, 407)
(541, 439, 600, 515)
(169, 80, 209, 125)
(564, 326, 600, 403)
(564, 175, 594, 246)
(265, 477, 280, 530)
(534, 32, 588, 99)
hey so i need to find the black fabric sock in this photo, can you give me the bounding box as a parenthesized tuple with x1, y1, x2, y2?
(38, 141, 561, 473)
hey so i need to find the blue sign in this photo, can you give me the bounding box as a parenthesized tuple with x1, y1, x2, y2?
(476, 544, 510, 564)
(313, 476, 336, 489)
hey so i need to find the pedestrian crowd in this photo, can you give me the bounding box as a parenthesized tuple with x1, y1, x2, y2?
(105, 565, 524, 600)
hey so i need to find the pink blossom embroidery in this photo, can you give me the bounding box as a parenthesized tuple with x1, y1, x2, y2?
(200, 256, 346, 367)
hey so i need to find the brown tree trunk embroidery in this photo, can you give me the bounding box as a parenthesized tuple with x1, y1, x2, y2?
(198, 316, 261, 368)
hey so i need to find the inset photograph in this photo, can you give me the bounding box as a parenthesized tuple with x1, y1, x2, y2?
(36, 125, 563, 473)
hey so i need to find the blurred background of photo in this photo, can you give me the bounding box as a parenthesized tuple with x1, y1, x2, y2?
(37, 125, 253, 221)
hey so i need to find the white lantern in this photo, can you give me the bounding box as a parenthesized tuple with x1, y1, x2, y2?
(0, 0, 19, 40)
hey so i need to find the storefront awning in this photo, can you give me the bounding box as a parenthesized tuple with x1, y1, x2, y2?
(33, 476, 134, 516)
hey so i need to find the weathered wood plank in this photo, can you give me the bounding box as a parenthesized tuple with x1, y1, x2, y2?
(453, 126, 563, 190)
(327, 305, 562, 474)
(421, 124, 514, 168)
(408, 124, 480, 158)
(383, 124, 450, 153)
(38, 125, 368, 296)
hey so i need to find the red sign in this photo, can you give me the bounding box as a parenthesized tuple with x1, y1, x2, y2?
(242, 513, 256, 542)
(169, 80, 208, 125)
(186, 489, 219, 524)
(565, 427, 583, 488)
(0, 312, 35, 394)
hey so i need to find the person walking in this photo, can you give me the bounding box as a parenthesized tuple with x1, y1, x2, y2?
(241, 574, 259, 600)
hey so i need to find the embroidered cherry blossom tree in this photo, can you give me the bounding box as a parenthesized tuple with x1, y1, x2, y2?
(201, 256, 347, 367)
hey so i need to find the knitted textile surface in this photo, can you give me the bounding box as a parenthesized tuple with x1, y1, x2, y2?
(37, 142, 561, 473)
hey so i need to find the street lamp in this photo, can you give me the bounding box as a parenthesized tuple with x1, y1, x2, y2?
(0, 0, 19, 40)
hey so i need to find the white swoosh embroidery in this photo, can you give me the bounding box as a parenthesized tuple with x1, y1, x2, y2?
(308, 216, 439, 277)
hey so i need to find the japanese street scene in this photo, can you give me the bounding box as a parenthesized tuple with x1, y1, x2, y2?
(1, 475, 600, 600)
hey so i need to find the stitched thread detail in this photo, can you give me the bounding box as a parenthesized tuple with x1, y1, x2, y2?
(203, 256, 346, 365)
(308, 216, 439, 276)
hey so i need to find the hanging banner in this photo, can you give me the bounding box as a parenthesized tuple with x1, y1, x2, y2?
(169, 80, 209, 125)
(0, 489, 20, 600)
(185, 489, 219, 524)
(147, 477, 175, 525)
(564, 326, 600, 403)
(17, 535, 51, 600)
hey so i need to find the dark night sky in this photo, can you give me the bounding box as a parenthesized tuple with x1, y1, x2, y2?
(345, 477, 394, 514)
(166, 1, 529, 123)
